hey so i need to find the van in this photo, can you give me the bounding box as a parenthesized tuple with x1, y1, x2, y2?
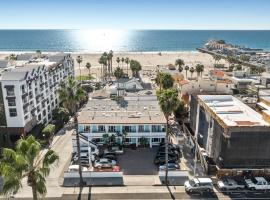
(185, 177, 213, 194)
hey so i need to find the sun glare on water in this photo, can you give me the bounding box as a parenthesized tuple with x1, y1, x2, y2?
(71, 29, 129, 52)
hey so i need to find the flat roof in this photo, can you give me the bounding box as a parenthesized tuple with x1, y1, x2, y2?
(198, 95, 269, 127)
(77, 94, 166, 124)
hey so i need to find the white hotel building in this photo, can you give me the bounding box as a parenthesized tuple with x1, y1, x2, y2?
(77, 93, 167, 147)
(0, 53, 74, 139)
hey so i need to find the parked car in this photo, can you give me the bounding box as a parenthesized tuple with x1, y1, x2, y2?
(159, 163, 180, 171)
(157, 147, 182, 158)
(68, 165, 88, 172)
(185, 178, 213, 194)
(94, 158, 116, 169)
(156, 152, 178, 159)
(217, 178, 245, 191)
(102, 154, 117, 161)
(154, 156, 178, 165)
(245, 177, 270, 190)
(159, 143, 181, 152)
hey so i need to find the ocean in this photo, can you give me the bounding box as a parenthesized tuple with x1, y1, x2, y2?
(0, 30, 269, 52)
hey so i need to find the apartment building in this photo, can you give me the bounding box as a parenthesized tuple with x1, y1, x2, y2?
(190, 95, 270, 170)
(0, 53, 74, 139)
(77, 92, 166, 147)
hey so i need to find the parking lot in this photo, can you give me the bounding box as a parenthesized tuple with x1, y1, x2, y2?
(118, 147, 158, 175)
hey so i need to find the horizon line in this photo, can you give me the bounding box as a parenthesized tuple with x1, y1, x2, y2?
(0, 28, 270, 31)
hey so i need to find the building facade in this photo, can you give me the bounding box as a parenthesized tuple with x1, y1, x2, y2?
(77, 94, 166, 147)
(190, 95, 270, 170)
(0, 53, 74, 139)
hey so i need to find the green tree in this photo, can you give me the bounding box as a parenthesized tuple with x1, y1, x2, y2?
(121, 57, 125, 68)
(213, 54, 222, 65)
(184, 65, 189, 78)
(114, 67, 124, 99)
(240, 54, 251, 62)
(195, 64, 204, 77)
(155, 73, 174, 90)
(0, 136, 59, 200)
(175, 59, 185, 73)
(174, 101, 188, 125)
(41, 124, 55, 145)
(227, 56, 238, 67)
(157, 89, 179, 185)
(189, 67, 195, 79)
(125, 57, 130, 75)
(76, 56, 83, 83)
(85, 62, 91, 80)
(130, 59, 142, 77)
(52, 107, 69, 126)
(58, 77, 86, 187)
(116, 57, 120, 67)
(8, 54, 17, 61)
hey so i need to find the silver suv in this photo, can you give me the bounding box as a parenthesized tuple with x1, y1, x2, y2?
(185, 178, 213, 194)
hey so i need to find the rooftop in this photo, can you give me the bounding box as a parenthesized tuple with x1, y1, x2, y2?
(77, 93, 166, 124)
(198, 95, 269, 127)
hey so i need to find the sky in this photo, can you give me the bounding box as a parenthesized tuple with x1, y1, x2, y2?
(0, 0, 269, 30)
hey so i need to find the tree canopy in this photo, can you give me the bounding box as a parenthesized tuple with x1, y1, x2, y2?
(129, 59, 142, 77)
(0, 136, 59, 199)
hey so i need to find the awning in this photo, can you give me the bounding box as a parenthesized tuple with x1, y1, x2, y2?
(257, 102, 270, 110)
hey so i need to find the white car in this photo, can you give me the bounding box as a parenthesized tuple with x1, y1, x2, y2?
(185, 178, 213, 194)
(245, 177, 270, 190)
(68, 165, 88, 172)
(94, 158, 116, 168)
(217, 178, 245, 191)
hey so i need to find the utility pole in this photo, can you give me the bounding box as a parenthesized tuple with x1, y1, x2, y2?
(193, 102, 200, 177)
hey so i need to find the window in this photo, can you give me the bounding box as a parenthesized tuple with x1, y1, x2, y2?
(7, 98, 16, 106)
(9, 108, 17, 117)
(84, 125, 90, 132)
(123, 126, 132, 132)
(98, 125, 105, 132)
(42, 110, 46, 116)
(38, 114, 42, 121)
(125, 138, 131, 143)
(21, 85, 26, 94)
(138, 125, 144, 132)
(6, 87, 15, 96)
(108, 126, 116, 132)
(152, 138, 160, 143)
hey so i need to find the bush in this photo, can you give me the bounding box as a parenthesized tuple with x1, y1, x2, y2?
(42, 124, 55, 143)
(81, 84, 94, 93)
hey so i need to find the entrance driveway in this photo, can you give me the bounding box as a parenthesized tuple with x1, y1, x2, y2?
(118, 147, 158, 175)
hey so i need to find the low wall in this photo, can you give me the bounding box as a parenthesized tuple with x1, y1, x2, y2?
(159, 170, 189, 185)
(63, 171, 124, 187)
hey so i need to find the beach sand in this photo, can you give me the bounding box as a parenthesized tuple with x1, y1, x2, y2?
(0, 52, 228, 78)
(71, 52, 227, 78)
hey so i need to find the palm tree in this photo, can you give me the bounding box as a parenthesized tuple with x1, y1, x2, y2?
(155, 72, 173, 90)
(85, 62, 91, 80)
(121, 57, 125, 68)
(178, 66, 183, 73)
(102, 52, 108, 77)
(125, 57, 130, 75)
(129, 59, 142, 77)
(114, 67, 124, 99)
(189, 67, 195, 79)
(116, 57, 120, 67)
(175, 59, 185, 73)
(99, 56, 107, 80)
(195, 64, 204, 78)
(184, 65, 189, 78)
(76, 56, 83, 83)
(108, 50, 114, 76)
(58, 77, 86, 187)
(157, 89, 179, 185)
(213, 54, 222, 65)
(0, 135, 58, 200)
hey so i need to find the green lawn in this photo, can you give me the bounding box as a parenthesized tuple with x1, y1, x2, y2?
(76, 75, 94, 81)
